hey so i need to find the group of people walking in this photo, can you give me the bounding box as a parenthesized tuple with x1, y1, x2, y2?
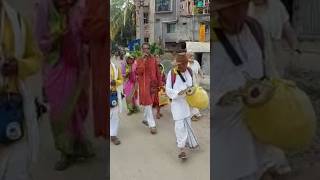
(110, 42, 205, 159)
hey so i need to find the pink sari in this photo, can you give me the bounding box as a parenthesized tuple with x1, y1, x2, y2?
(35, 0, 92, 156)
(121, 61, 138, 112)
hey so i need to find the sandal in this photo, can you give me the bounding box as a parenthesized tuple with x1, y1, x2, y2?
(111, 136, 121, 145)
(178, 151, 187, 159)
(191, 116, 199, 121)
(150, 127, 157, 134)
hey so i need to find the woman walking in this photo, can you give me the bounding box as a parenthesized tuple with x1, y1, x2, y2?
(121, 53, 139, 115)
(35, 0, 94, 171)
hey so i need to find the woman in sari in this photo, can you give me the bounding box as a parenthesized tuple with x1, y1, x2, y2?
(121, 53, 139, 115)
(35, 0, 93, 171)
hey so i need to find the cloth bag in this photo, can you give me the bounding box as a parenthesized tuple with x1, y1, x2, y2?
(158, 88, 170, 106)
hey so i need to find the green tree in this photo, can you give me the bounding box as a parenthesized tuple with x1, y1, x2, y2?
(110, 0, 136, 46)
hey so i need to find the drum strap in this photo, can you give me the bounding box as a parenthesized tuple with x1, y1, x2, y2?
(171, 67, 193, 89)
(213, 17, 267, 79)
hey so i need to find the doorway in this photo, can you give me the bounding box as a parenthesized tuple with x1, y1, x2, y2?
(195, 53, 203, 67)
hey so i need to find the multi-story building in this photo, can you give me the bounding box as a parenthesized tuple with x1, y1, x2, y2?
(135, 0, 210, 49)
(135, 0, 211, 74)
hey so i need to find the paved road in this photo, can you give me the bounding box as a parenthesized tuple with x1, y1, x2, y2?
(28, 74, 107, 180)
(110, 105, 210, 180)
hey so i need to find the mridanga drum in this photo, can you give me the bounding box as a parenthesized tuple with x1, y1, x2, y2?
(243, 79, 317, 151)
(185, 86, 209, 109)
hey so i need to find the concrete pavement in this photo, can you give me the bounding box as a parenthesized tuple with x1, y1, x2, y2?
(110, 105, 210, 180)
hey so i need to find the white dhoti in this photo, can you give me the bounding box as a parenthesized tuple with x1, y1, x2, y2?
(143, 105, 156, 128)
(174, 118, 199, 149)
(110, 107, 120, 137)
(191, 107, 201, 117)
(0, 138, 32, 180)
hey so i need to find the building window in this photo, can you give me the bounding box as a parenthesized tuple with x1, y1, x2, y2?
(167, 23, 176, 33)
(143, 13, 149, 24)
(144, 38, 149, 43)
(193, 0, 210, 14)
(156, 0, 172, 12)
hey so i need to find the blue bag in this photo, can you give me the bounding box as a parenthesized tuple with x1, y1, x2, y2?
(0, 93, 24, 144)
(110, 91, 118, 108)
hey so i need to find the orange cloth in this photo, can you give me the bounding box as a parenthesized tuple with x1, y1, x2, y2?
(136, 56, 162, 106)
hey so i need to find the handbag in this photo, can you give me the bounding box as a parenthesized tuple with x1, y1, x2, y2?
(110, 91, 118, 108)
(0, 92, 24, 144)
(158, 88, 170, 106)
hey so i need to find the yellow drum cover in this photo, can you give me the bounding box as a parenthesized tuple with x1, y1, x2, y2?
(186, 86, 209, 109)
(244, 79, 317, 151)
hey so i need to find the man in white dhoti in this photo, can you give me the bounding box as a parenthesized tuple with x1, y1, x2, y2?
(110, 61, 123, 145)
(187, 53, 204, 121)
(166, 54, 199, 159)
(213, 0, 291, 179)
(0, 0, 42, 179)
(248, 0, 300, 77)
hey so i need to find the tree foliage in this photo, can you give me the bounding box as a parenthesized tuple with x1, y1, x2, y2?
(110, 0, 136, 46)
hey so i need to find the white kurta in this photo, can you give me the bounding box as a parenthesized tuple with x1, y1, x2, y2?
(166, 70, 198, 148)
(212, 24, 289, 180)
(110, 62, 123, 137)
(166, 70, 192, 121)
(248, 0, 290, 77)
(0, 2, 39, 180)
